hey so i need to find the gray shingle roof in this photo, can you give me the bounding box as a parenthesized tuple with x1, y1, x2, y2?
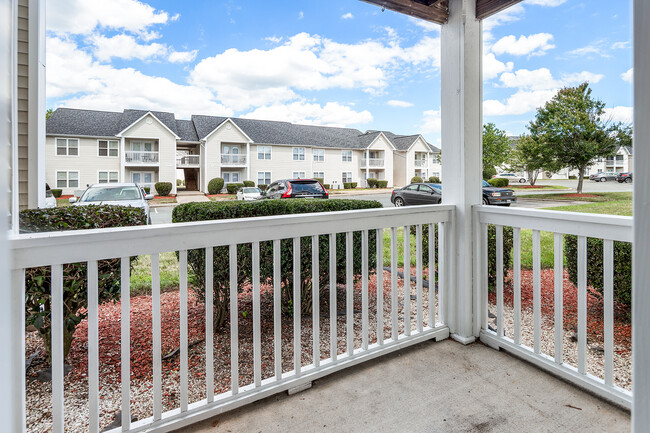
(47, 108, 438, 151)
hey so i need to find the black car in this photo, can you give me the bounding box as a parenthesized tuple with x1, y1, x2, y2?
(482, 180, 516, 206)
(617, 172, 633, 183)
(391, 183, 441, 206)
(262, 179, 329, 199)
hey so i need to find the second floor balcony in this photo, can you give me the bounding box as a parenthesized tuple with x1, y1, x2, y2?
(414, 159, 427, 167)
(125, 151, 159, 165)
(177, 155, 200, 167)
(361, 158, 385, 168)
(221, 154, 247, 166)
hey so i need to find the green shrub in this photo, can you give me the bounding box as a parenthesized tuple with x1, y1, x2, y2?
(51, 189, 62, 198)
(155, 182, 172, 196)
(428, 176, 441, 183)
(565, 236, 632, 306)
(483, 165, 497, 180)
(176, 179, 182, 186)
(143, 187, 150, 194)
(314, 178, 324, 184)
(366, 178, 378, 188)
(377, 180, 388, 188)
(488, 178, 509, 188)
(208, 177, 225, 194)
(569, 175, 577, 180)
(343, 182, 352, 189)
(172, 199, 382, 328)
(258, 184, 268, 192)
(242, 180, 255, 187)
(323, 184, 331, 189)
(20, 205, 146, 363)
(411, 176, 423, 183)
(351, 182, 357, 188)
(226, 183, 244, 194)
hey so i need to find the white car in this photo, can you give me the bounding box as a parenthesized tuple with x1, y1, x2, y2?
(236, 187, 263, 201)
(493, 173, 527, 183)
(70, 183, 154, 224)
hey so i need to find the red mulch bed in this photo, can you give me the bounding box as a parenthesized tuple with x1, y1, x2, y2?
(489, 269, 631, 353)
(57, 195, 73, 200)
(153, 195, 176, 199)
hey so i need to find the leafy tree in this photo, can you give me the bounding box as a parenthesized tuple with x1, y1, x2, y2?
(529, 83, 616, 194)
(609, 122, 633, 148)
(482, 123, 511, 176)
(509, 134, 562, 185)
(46, 108, 54, 119)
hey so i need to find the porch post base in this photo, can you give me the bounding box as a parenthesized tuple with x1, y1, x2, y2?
(451, 334, 476, 345)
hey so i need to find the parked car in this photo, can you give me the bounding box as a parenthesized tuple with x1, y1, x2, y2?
(482, 180, 516, 206)
(43, 183, 56, 208)
(237, 187, 263, 201)
(391, 183, 441, 207)
(591, 172, 619, 182)
(262, 179, 329, 199)
(493, 173, 527, 183)
(70, 183, 154, 224)
(617, 172, 633, 183)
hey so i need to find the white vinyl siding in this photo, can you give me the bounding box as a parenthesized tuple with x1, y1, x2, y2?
(98, 140, 119, 157)
(98, 171, 119, 183)
(342, 172, 352, 183)
(292, 147, 305, 161)
(56, 138, 79, 156)
(292, 172, 306, 179)
(342, 150, 352, 162)
(56, 171, 79, 188)
(257, 146, 271, 160)
(313, 149, 324, 162)
(257, 171, 271, 185)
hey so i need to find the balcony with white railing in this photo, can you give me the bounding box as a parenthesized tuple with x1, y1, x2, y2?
(221, 154, 247, 166)
(361, 158, 385, 168)
(414, 159, 427, 167)
(125, 151, 160, 165)
(177, 155, 201, 167)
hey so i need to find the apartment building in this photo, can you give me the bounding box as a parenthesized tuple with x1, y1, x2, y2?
(46, 108, 441, 195)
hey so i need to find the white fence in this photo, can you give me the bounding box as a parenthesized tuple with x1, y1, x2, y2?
(176, 155, 200, 167)
(125, 151, 160, 164)
(220, 155, 247, 166)
(361, 158, 385, 168)
(11, 204, 453, 432)
(475, 205, 633, 409)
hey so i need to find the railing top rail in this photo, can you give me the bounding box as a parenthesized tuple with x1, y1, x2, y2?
(11, 204, 454, 269)
(474, 205, 633, 242)
(126, 150, 159, 153)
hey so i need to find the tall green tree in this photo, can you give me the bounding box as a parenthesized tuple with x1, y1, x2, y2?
(509, 134, 562, 185)
(482, 123, 511, 180)
(529, 83, 616, 194)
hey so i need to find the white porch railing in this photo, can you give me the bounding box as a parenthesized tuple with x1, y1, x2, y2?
(177, 155, 200, 167)
(414, 160, 426, 167)
(125, 151, 159, 164)
(475, 205, 633, 409)
(221, 154, 247, 166)
(361, 158, 385, 168)
(12, 205, 453, 432)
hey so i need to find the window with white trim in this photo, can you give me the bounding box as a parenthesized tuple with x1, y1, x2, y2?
(342, 150, 352, 162)
(313, 149, 324, 162)
(131, 172, 154, 185)
(98, 171, 119, 183)
(223, 172, 240, 183)
(313, 171, 324, 179)
(292, 172, 306, 179)
(98, 140, 119, 157)
(56, 138, 79, 156)
(342, 172, 352, 183)
(292, 147, 305, 161)
(56, 171, 79, 188)
(257, 171, 272, 185)
(257, 146, 271, 160)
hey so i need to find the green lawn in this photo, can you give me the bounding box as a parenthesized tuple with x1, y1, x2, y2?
(382, 227, 419, 267)
(130, 252, 185, 295)
(530, 192, 632, 202)
(508, 185, 569, 190)
(543, 200, 632, 216)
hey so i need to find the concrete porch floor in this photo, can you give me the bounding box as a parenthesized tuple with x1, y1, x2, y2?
(177, 339, 629, 433)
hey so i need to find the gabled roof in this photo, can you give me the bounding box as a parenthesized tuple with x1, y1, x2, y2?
(382, 131, 440, 153)
(117, 110, 180, 139)
(175, 119, 199, 142)
(46, 108, 123, 137)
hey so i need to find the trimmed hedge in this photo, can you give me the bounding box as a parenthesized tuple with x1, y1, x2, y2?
(343, 182, 352, 189)
(226, 183, 244, 194)
(350, 182, 357, 188)
(143, 187, 151, 194)
(428, 176, 441, 183)
(208, 177, 224, 195)
(172, 199, 383, 328)
(366, 178, 378, 188)
(411, 176, 423, 183)
(20, 205, 146, 363)
(565, 236, 632, 306)
(488, 178, 509, 187)
(242, 180, 255, 187)
(377, 180, 388, 188)
(258, 184, 268, 192)
(155, 182, 172, 196)
(323, 184, 331, 189)
(51, 189, 63, 198)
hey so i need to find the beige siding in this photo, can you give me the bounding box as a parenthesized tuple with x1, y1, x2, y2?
(17, 0, 29, 209)
(204, 120, 250, 183)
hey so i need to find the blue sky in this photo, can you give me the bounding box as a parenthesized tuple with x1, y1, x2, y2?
(45, 0, 633, 145)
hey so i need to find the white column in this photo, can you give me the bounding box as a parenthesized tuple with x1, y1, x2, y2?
(120, 136, 126, 182)
(441, 0, 482, 343)
(365, 149, 369, 186)
(246, 141, 250, 181)
(27, 0, 45, 209)
(633, 0, 650, 430)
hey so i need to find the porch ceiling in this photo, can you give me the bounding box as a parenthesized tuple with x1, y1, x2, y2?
(359, 0, 523, 23)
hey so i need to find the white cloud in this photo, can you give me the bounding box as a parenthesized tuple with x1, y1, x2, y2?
(46, 36, 231, 119)
(298, 11, 304, 20)
(190, 32, 441, 111)
(483, 4, 524, 39)
(484, 89, 557, 116)
(483, 53, 513, 80)
(387, 100, 413, 108)
(408, 17, 440, 33)
(265, 36, 283, 44)
(622, 68, 633, 83)
(604, 106, 633, 124)
(420, 109, 441, 133)
(242, 101, 372, 127)
(568, 44, 607, 58)
(524, 0, 567, 6)
(341, 13, 354, 20)
(499, 68, 558, 90)
(491, 33, 555, 57)
(90, 34, 167, 62)
(47, 0, 170, 35)
(611, 41, 630, 50)
(167, 50, 198, 63)
(561, 71, 604, 85)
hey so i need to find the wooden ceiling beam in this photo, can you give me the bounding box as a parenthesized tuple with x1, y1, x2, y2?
(359, 0, 449, 24)
(476, 0, 523, 20)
